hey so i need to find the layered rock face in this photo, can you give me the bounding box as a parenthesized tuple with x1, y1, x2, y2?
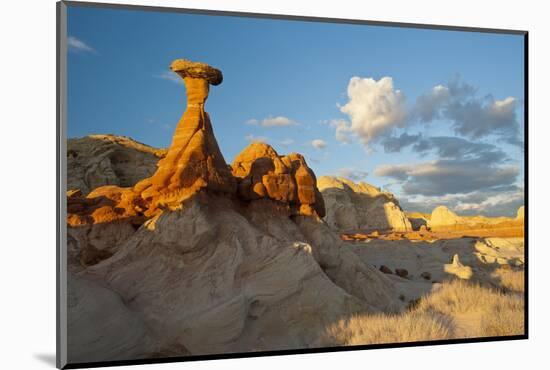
(67, 135, 166, 195)
(317, 176, 411, 233)
(231, 143, 325, 217)
(70, 195, 398, 360)
(66, 59, 400, 363)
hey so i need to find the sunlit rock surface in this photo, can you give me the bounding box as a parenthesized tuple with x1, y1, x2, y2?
(317, 176, 411, 233)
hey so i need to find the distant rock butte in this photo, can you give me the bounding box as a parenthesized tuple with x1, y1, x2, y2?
(428, 205, 524, 232)
(429, 206, 463, 227)
(317, 176, 411, 233)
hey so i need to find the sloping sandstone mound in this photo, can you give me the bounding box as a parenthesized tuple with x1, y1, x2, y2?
(429, 206, 463, 228)
(67, 59, 400, 363)
(67, 135, 166, 194)
(67, 274, 156, 362)
(74, 195, 398, 359)
(317, 176, 411, 233)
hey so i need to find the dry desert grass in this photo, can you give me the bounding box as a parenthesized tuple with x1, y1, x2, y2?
(326, 311, 453, 345)
(324, 279, 524, 346)
(491, 267, 525, 293)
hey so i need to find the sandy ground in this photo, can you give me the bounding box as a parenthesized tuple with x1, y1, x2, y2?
(342, 234, 524, 305)
(324, 233, 525, 344)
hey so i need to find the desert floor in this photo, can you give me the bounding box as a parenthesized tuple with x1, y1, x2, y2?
(322, 234, 524, 345)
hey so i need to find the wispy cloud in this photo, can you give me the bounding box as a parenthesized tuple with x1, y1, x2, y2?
(246, 116, 298, 127)
(328, 119, 353, 144)
(311, 139, 327, 150)
(279, 138, 295, 147)
(156, 71, 182, 84)
(147, 118, 172, 131)
(245, 134, 269, 143)
(68, 36, 96, 54)
(334, 168, 369, 182)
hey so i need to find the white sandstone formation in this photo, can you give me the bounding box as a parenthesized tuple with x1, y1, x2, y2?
(67, 135, 166, 194)
(317, 176, 412, 233)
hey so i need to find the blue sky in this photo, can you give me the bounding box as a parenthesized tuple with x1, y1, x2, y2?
(67, 5, 525, 216)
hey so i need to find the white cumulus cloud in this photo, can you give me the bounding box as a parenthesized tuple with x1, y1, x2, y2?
(329, 119, 353, 143)
(338, 76, 407, 145)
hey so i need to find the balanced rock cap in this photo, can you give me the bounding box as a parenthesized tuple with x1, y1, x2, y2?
(170, 59, 223, 85)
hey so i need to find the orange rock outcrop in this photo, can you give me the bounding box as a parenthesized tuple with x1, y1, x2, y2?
(231, 143, 325, 217)
(134, 59, 236, 212)
(67, 59, 325, 226)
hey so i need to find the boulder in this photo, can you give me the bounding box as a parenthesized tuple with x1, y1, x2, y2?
(231, 143, 325, 217)
(444, 254, 473, 280)
(395, 268, 409, 278)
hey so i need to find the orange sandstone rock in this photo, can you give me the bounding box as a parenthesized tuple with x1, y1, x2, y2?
(68, 59, 236, 224)
(67, 58, 327, 226)
(231, 142, 325, 217)
(138, 59, 236, 209)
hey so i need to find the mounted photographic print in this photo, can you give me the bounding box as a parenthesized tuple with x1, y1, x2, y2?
(57, 1, 527, 368)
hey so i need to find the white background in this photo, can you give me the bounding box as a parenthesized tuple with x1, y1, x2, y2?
(0, 0, 548, 369)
